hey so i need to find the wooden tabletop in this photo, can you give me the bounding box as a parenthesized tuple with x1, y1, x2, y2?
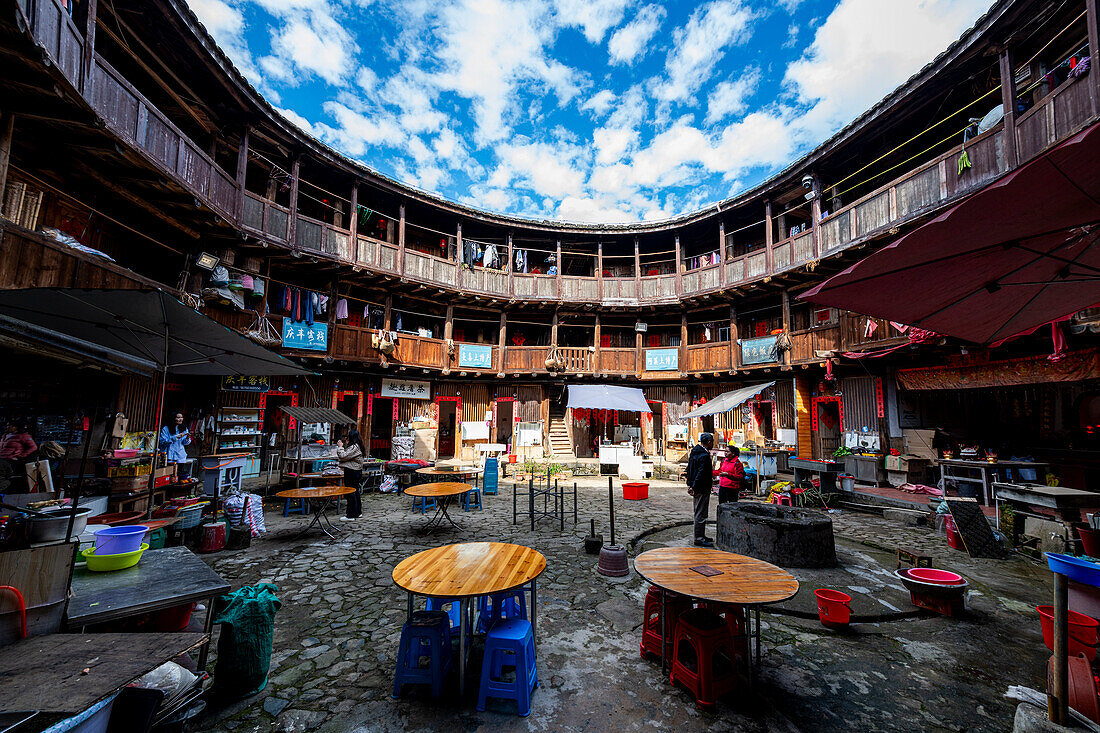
(392, 542, 546, 598)
(416, 466, 482, 476)
(404, 482, 473, 498)
(276, 485, 356, 500)
(0, 633, 206, 714)
(68, 546, 231, 627)
(634, 548, 798, 606)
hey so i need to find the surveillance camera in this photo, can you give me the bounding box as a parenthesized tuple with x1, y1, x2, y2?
(801, 174, 814, 190)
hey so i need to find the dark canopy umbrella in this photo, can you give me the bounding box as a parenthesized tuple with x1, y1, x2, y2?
(0, 288, 312, 528)
(801, 121, 1100, 344)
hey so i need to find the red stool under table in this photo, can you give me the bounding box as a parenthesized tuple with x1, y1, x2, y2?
(669, 608, 739, 708)
(641, 586, 693, 662)
(696, 601, 749, 667)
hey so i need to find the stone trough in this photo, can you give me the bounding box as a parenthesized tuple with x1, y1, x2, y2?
(716, 502, 837, 568)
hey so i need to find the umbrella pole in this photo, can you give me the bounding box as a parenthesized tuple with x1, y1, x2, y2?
(145, 362, 169, 519)
(64, 406, 96, 543)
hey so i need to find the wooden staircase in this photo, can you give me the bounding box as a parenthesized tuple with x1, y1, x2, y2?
(548, 408, 574, 458)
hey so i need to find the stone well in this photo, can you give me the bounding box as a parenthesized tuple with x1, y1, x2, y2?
(716, 503, 837, 568)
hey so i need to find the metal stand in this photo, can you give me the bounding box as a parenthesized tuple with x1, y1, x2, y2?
(292, 498, 344, 540)
(421, 496, 462, 532)
(512, 474, 574, 529)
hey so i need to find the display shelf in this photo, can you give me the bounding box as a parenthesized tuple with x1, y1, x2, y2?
(214, 408, 263, 482)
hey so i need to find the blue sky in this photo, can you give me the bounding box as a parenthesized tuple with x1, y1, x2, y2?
(186, 0, 994, 223)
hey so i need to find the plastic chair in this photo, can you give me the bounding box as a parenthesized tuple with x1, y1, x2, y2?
(476, 618, 538, 716)
(477, 589, 528, 633)
(640, 586, 693, 662)
(463, 487, 482, 512)
(392, 610, 452, 699)
(669, 608, 739, 708)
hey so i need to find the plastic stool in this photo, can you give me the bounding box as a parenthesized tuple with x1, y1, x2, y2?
(476, 618, 538, 716)
(696, 601, 749, 665)
(770, 494, 793, 506)
(412, 496, 437, 514)
(425, 597, 468, 641)
(640, 586, 693, 662)
(283, 498, 307, 516)
(669, 608, 739, 708)
(477, 589, 528, 633)
(392, 610, 453, 699)
(483, 458, 499, 496)
(463, 487, 482, 512)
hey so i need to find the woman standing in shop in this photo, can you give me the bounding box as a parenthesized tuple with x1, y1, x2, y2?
(336, 430, 364, 521)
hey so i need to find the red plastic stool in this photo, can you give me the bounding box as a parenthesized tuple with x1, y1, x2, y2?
(669, 608, 739, 708)
(770, 494, 793, 506)
(640, 586, 692, 662)
(696, 601, 749, 666)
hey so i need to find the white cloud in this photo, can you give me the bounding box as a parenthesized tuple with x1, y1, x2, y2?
(276, 106, 318, 136)
(553, 0, 633, 44)
(580, 90, 617, 117)
(607, 4, 665, 65)
(490, 140, 587, 199)
(785, 0, 992, 140)
(266, 13, 356, 86)
(778, 0, 804, 12)
(655, 1, 756, 104)
(705, 67, 761, 124)
(592, 126, 638, 165)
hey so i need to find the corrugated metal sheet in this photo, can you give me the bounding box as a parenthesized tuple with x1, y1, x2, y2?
(116, 374, 158, 432)
(279, 406, 356, 424)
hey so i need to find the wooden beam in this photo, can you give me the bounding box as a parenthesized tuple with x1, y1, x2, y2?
(999, 49, 1018, 169)
(680, 312, 688, 376)
(634, 236, 641, 292)
(764, 200, 774, 272)
(234, 127, 249, 220)
(593, 312, 601, 373)
(454, 218, 461, 290)
(555, 239, 562, 299)
(349, 182, 358, 261)
(718, 220, 726, 287)
(729, 303, 739, 369)
(781, 289, 792, 367)
(0, 112, 14, 209)
(70, 159, 201, 238)
(82, 0, 98, 97)
(507, 232, 514, 293)
(444, 303, 454, 371)
(674, 234, 683, 296)
(597, 239, 604, 301)
(498, 310, 507, 374)
(288, 157, 300, 250)
(1089, 0, 1100, 116)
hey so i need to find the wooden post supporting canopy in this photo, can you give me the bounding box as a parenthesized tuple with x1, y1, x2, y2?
(999, 49, 1019, 169)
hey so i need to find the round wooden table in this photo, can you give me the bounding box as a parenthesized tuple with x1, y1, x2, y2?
(415, 466, 482, 480)
(392, 542, 546, 696)
(275, 485, 357, 539)
(404, 482, 472, 532)
(634, 547, 798, 677)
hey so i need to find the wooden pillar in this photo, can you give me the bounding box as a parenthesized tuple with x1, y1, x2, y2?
(551, 309, 559, 347)
(729, 304, 740, 369)
(234, 127, 249, 219)
(781, 290, 792, 366)
(443, 304, 454, 371)
(82, 0, 98, 95)
(680, 313, 688, 376)
(593, 313, 601, 373)
(507, 232, 514, 293)
(810, 176, 823, 259)
(999, 49, 1019, 169)
(555, 239, 562, 299)
(764, 201, 774, 272)
(1051, 571, 1070, 724)
(349, 182, 358, 261)
(597, 240, 604, 300)
(0, 113, 14, 208)
(635, 327, 643, 377)
(633, 237, 641, 292)
(455, 220, 463, 289)
(1087, 0, 1100, 116)
(398, 205, 408, 273)
(383, 295, 393, 331)
(288, 157, 300, 249)
(674, 234, 683, 295)
(498, 311, 507, 373)
(718, 221, 727, 286)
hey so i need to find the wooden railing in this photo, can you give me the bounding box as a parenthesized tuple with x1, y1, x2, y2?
(602, 277, 637, 301)
(392, 335, 445, 369)
(504, 346, 550, 372)
(639, 274, 676, 300)
(241, 193, 289, 242)
(557, 347, 592, 373)
(685, 342, 732, 372)
(331, 325, 382, 363)
(25, 0, 84, 88)
(599, 348, 636, 374)
(789, 326, 840, 364)
(561, 277, 598, 301)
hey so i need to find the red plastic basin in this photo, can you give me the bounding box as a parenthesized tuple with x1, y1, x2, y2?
(815, 588, 851, 628)
(908, 568, 964, 585)
(88, 511, 144, 526)
(1037, 605, 1099, 660)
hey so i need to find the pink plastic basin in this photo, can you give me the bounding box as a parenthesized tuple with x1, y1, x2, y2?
(908, 568, 965, 585)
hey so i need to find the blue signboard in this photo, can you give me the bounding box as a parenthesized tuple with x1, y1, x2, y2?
(645, 348, 679, 371)
(740, 335, 779, 365)
(281, 320, 329, 351)
(458, 343, 494, 369)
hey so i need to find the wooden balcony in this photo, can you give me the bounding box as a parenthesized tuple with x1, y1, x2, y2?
(598, 348, 637, 374)
(685, 342, 733, 372)
(504, 346, 550, 372)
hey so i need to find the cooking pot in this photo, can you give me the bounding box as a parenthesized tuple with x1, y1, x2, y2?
(28, 507, 93, 543)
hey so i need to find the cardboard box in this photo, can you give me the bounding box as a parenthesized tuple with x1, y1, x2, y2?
(413, 429, 437, 461)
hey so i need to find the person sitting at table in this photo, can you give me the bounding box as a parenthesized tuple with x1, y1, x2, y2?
(335, 430, 364, 521)
(717, 444, 745, 504)
(685, 432, 715, 547)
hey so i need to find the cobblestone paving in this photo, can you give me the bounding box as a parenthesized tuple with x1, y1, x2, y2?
(193, 477, 1051, 732)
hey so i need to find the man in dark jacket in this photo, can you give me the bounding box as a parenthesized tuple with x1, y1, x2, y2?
(685, 432, 715, 547)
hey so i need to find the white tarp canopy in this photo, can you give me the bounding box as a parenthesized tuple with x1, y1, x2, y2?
(566, 384, 651, 413)
(681, 382, 775, 420)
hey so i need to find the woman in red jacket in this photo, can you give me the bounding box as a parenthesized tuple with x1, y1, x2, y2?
(717, 444, 745, 504)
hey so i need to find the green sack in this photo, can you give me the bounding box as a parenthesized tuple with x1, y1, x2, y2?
(211, 583, 281, 700)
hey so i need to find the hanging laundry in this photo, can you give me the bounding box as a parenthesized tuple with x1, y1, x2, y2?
(318, 294, 328, 315)
(485, 244, 498, 269)
(864, 318, 878, 338)
(889, 321, 909, 334)
(304, 291, 314, 325)
(463, 238, 478, 268)
(336, 298, 348, 320)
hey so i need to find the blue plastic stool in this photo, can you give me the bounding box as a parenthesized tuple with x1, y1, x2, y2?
(425, 597, 468, 641)
(477, 588, 528, 633)
(483, 458, 499, 496)
(476, 618, 538, 716)
(283, 498, 307, 516)
(412, 496, 437, 514)
(463, 487, 482, 512)
(392, 610, 452, 699)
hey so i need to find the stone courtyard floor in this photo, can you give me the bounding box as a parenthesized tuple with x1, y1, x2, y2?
(192, 476, 1052, 732)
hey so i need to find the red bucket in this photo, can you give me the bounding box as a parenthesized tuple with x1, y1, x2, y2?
(815, 589, 852, 628)
(1037, 605, 1099, 660)
(945, 515, 963, 550)
(1078, 526, 1100, 558)
(198, 521, 226, 553)
(622, 482, 649, 500)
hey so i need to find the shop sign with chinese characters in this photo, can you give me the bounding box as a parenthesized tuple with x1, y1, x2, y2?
(381, 378, 431, 400)
(221, 375, 271, 392)
(645, 348, 679, 371)
(458, 344, 494, 369)
(282, 320, 328, 351)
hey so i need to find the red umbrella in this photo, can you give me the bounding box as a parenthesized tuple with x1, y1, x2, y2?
(801, 121, 1100, 344)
